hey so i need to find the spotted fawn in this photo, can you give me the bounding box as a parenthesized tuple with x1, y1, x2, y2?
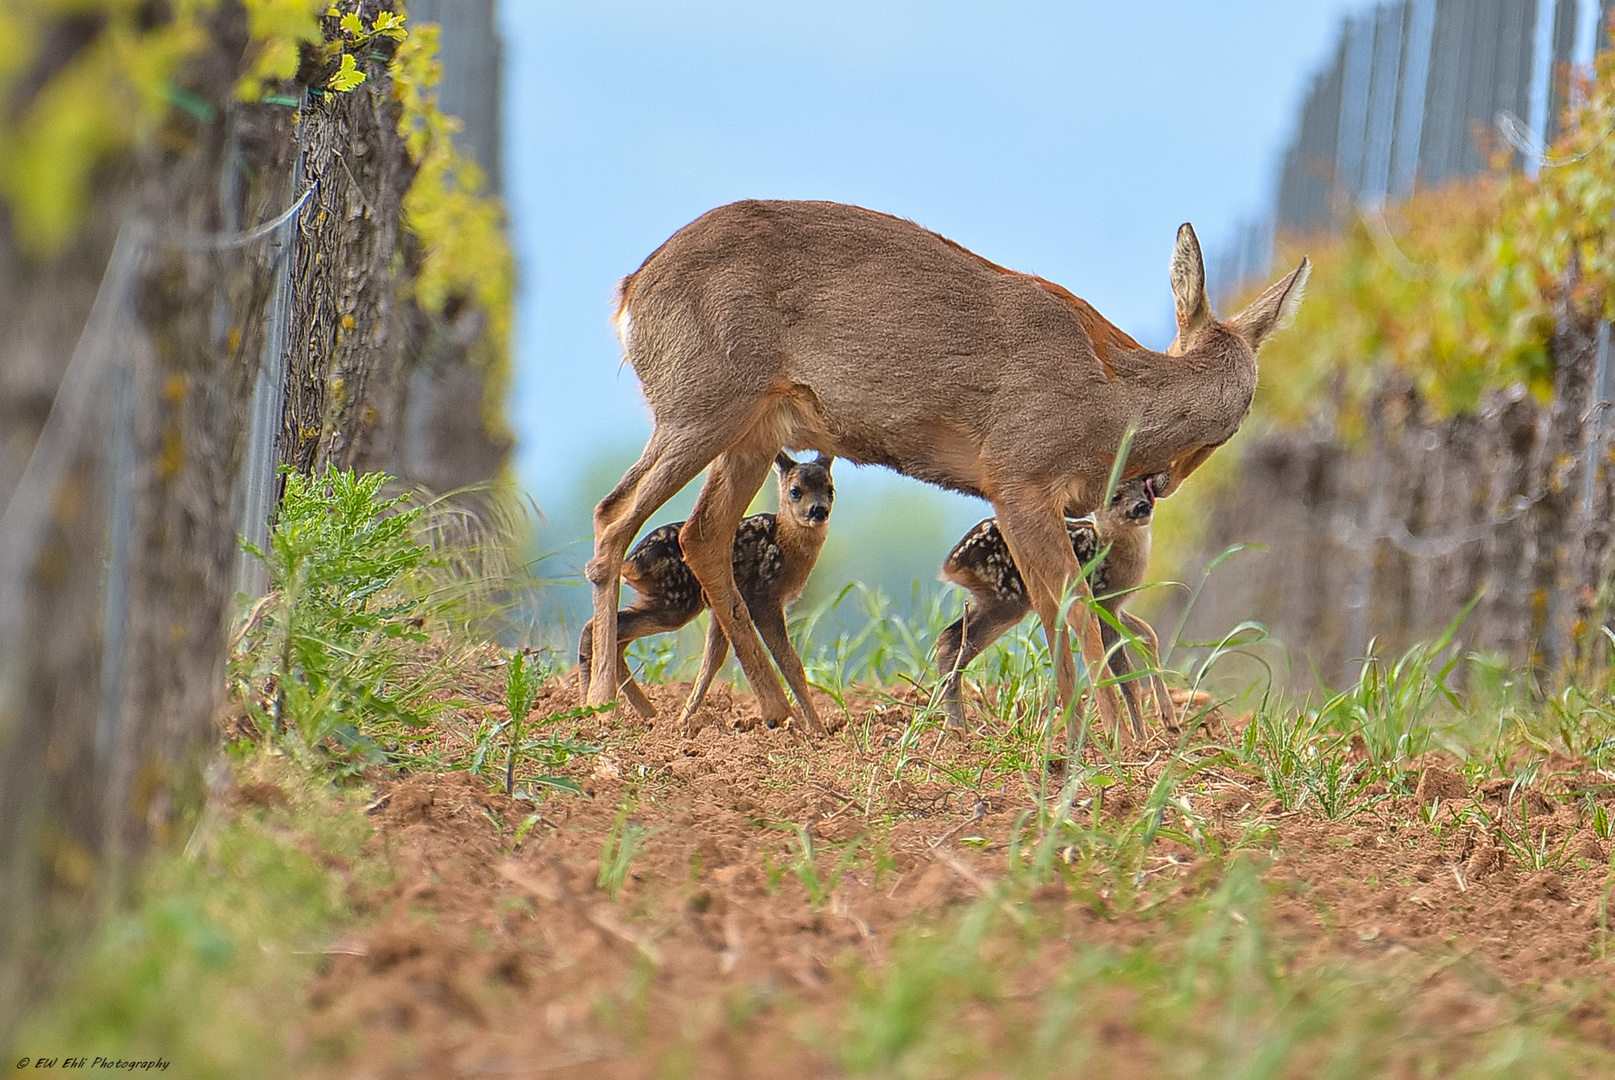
(579, 453, 834, 733)
(936, 473, 1177, 740)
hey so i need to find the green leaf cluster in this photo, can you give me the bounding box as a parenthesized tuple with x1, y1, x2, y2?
(497, 650, 601, 797)
(323, 7, 407, 91)
(235, 468, 445, 775)
(236, 0, 325, 99)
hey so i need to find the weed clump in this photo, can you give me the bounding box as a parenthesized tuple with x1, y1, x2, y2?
(232, 469, 445, 776)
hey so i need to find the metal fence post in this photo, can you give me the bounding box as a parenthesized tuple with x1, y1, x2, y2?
(232, 119, 308, 600)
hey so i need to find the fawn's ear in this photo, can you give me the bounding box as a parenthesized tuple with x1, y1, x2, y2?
(813, 452, 833, 470)
(1228, 257, 1310, 351)
(775, 451, 797, 475)
(1171, 223, 1211, 339)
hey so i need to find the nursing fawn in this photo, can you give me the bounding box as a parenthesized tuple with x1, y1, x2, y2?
(936, 473, 1177, 740)
(579, 453, 834, 733)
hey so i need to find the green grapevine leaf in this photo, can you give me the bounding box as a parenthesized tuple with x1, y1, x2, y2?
(329, 51, 366, 91)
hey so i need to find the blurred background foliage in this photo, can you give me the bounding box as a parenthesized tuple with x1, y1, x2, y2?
(0, 0, 512, 415)
(1248, 37, 1615, 430)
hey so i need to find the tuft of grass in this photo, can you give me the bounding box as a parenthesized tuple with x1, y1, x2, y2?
(233, 468, 446, 775)
(598, 800, 654, 902)
(835, 855, 1610, 1079)
(11, 755, 384, 1078)
(785, 825, 862, 910)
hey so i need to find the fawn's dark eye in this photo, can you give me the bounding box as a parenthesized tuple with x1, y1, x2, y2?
(790, 487, 802, 499)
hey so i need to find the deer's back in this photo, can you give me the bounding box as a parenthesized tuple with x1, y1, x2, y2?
(619, 201, 1128, 497)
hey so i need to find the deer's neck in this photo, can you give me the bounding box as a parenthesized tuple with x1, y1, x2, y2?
(1095, 524, 1151, 604)
(773, 520, 829, 603)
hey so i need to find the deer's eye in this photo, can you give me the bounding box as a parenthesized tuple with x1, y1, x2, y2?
(789, 487, 802, 499)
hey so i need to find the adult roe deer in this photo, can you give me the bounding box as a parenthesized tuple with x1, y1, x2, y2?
(578, 452, 835, 731)
(936, 472, 1177, 739)
(585, 200, 1308, 738)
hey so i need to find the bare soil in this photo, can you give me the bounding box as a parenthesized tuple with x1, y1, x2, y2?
(284, 676, 1615, 1078)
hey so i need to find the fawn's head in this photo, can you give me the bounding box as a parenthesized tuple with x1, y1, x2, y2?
(1165, 222, 1310, 361)
(775, 452, 835, 529)
(1097, 472, 1166, 530)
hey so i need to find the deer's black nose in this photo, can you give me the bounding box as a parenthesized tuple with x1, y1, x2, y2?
(807, 505, 829, 523)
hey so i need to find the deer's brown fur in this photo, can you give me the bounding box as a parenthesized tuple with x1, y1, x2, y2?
(936, 474, 1177, 739)
(578, 453, 834, 732)
(586, 200, 1308, 739)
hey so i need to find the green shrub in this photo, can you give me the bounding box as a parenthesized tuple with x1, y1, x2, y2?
(235, 469, 446, 776)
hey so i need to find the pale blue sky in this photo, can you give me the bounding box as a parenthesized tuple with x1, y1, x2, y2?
(499, 2, 1375, 615)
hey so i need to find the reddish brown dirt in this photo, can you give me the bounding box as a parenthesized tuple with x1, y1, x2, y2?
(293, 677, 1615, 1078)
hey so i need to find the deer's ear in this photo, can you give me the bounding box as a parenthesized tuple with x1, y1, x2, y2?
(1228, 257, 1310, 351)
(813, 452, 833, 470)
(775, 451, 796, 475)
(1171, 223, 1211, 338)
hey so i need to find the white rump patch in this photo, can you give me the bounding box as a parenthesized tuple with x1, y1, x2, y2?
(614, 308, 634, 353)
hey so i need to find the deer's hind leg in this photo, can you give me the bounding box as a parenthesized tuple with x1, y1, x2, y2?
(679, 444, 797, 728)
(585, 426, 726, 707)
(936, 597, 1027, 730)
(990, 491, 1126, 747)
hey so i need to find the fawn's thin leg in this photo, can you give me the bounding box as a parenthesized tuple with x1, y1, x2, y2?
(936, 598, 1026, 729)
(586, 427, 724, 707)
(578, 618, 659, 718)
(1098, 617, 1148, 743)
(611, 605, 696, 719)
(990, 492, 1126, 747)
(613, 651, 657, 719)
(751, 603, 822, 735)
(679, 616, 731, 732)
(679, 444, 792, 725)
(1122, 610, 1179, 729)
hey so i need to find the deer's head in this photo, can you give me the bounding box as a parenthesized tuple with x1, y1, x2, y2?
(776, 452, 835, 528)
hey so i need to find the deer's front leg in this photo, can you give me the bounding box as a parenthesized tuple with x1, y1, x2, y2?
(1121, 610, 1178, 729)
(991, 491, 1125, 747)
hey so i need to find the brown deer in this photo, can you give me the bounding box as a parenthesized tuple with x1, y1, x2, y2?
(936, 472, 1178, 740)
(584, 200, 1308, 740)
(578, 452, 834, 731)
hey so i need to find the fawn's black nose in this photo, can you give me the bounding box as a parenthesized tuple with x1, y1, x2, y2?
(1126, 497, 1153, 522)
(807, 505, 830, 524)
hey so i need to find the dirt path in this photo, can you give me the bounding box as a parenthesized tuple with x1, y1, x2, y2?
(291, 679, 1615, 1078)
